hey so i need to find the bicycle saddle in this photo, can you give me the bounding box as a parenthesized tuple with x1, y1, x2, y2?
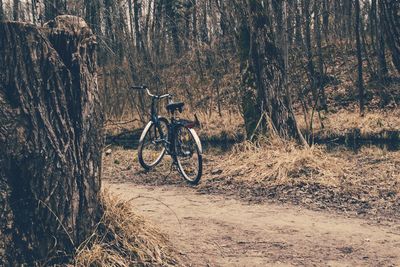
(166, 102, 185, 113)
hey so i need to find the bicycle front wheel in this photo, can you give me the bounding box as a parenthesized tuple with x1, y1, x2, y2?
(138, 117, 169, 170)
(175, 126, 202, 185)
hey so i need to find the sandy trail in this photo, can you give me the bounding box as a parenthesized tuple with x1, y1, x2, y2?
(106, 182, 400, 267)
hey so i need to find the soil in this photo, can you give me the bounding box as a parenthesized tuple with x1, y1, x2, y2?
(103, 146, 400, 266)
(105, 183, 400, 266)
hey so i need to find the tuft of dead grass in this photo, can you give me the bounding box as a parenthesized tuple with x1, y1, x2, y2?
(218, 139, 350, 187)
(74, 191, 182, 267)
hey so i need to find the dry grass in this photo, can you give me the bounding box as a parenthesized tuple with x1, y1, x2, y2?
(195, 111, 244, 141)
(297, 109, 400, 139)
(74, 191, 182, 267)
(210, 138, 400, 210)
(218, 139, 350, 187)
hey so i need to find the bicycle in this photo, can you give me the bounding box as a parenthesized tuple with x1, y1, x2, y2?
(131, 85, 203, 185)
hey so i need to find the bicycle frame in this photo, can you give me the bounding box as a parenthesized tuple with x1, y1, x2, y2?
(145, 94, 176, 157)
(134, 85, 202, 158)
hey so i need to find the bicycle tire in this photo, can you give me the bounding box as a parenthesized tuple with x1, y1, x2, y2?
(174, 125, 203, 185)
(138, 117, 169, 170)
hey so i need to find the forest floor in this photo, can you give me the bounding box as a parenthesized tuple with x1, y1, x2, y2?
(103, 144, 400, 266)
(104, 183, 400, 266)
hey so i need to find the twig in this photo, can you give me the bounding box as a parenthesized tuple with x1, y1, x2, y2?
(128, 195, 182, 228)
(37, 199, 75, 247)
(104, 119, 140, 127)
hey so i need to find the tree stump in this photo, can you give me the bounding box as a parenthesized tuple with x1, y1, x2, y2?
(0, 16, 103, 265)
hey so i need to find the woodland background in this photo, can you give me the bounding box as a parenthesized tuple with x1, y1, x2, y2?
(0, 0, 399, 265)
(1, 0, 399, 142)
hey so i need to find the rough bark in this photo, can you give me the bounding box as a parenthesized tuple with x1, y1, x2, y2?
(0, 15, 103, 265)
(239, 0, 304, 142)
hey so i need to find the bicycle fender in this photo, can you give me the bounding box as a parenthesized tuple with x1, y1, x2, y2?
(188, 128, 203, 154)
(139, 121, 154, 144)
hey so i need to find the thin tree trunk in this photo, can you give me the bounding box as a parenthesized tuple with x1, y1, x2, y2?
(200, 1, 209, 44)
(314, 0, 327, 111)
(303, 0, 317, 101)
(346, 0, 352, 40)
(13, 0, 19, 21)
(381, 0, 400, 73)
(134, 0, 143, 54)
(370, 0, 377, 52)
(193, 0, 198, 42)
(377, 0, 388, 79)
(84, 0, 102, 35)
(45, 0, 66, 21)
(355, 0, 365, 115)
(31, 0, 37, 23)
(322, 0, 329, 42)
(0, 16, 103, 265)
(165, 0, 181, 56)
(295, 0, 303, 47)
(128, 0, 135, 38)
(334, 0, 341, 39)
(183, 0, 193, 50)
(0, 0, 3, 21)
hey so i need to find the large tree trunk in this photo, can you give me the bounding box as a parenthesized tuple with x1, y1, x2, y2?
(239, 0, 305, 142)
(0, 15, 103, 265)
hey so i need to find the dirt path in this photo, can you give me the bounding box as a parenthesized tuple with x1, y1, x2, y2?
(105, 182, 400, 267)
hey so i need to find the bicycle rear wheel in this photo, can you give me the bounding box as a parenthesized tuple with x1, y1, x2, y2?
(174, 125, 202, 185)
(138, 117, 169, 170)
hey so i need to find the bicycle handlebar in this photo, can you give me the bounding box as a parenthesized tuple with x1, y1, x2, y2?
(131, 85, 148, 90)
(130, 85, 172, 100)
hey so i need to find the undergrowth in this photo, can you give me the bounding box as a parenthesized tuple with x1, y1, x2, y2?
(74, 191, 182, 267)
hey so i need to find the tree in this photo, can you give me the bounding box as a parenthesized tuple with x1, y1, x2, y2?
(355, 0, 365, 115)
(45, 0, 66, 21)
(314, 0, 327, 111)
(13, 0, 19, 20)
(381, 0, 400, 73)
(84, 0, 102, 35)
(376, 0, 388, 79)
(239, 0, 305, 142)
(0, 16, 103, 265)
(0, 0, 3, 21)
(166, 0, 182, 56)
